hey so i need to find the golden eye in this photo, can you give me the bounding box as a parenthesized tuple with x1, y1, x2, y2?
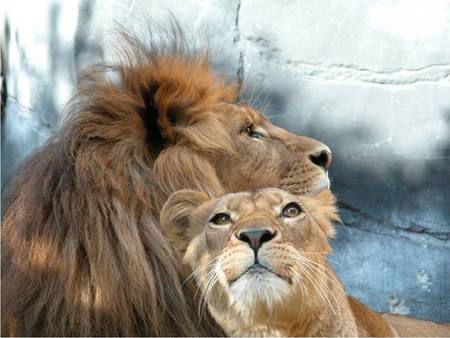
(244, 125, 264, 139)
(282, 202, 302, 218)
(209, 213, 232, 226)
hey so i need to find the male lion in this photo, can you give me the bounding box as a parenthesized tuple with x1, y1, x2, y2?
(1, 28, 331, 336)
(160, 189, 450, 337)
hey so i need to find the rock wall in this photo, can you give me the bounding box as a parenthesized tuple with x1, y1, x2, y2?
(2, 0, 449, 323)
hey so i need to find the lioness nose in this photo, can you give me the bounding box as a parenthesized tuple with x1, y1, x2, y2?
(238, 229, 276, 254)
(309, 147, 332, 170)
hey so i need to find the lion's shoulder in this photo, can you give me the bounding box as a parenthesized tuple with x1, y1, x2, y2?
(382, 312, 450, 337)
(348, 296, 399, 336)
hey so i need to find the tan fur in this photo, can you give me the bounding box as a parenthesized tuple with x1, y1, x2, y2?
(381, 313, 450, 337)
(161, 189, 449, 337)
(1, 25, 331, 336)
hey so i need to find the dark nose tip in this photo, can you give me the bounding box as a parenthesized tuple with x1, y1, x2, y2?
(238, 229, 276, 254)
(309, 149, 332, 170)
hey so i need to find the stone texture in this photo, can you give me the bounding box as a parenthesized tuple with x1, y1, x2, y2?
(239, 0, 450, 71)
(2, 0, 449, 323)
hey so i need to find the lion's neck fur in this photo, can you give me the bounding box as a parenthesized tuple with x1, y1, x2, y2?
(209, 263, 396, 337)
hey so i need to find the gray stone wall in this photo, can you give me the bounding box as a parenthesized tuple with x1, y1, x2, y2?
(3, 0, 449, 323)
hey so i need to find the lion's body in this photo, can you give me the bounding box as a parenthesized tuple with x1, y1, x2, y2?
(382, 313, 450, 337)
(348, 296, 397, 337)
(1, 27, 331, 336)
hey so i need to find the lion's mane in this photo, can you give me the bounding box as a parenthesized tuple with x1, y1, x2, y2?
(1, 26, 234, 336)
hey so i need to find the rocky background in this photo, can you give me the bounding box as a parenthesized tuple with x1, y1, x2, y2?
(2, 0, 449, 322)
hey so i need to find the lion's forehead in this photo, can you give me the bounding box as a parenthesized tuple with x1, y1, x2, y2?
(213, 189, 292, 217)
(254, 188, 289, 205)
(214, 192, 252, 210)
(222, 103, 267, 124)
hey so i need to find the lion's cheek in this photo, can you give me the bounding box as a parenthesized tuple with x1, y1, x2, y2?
(182, 236, 206, 272)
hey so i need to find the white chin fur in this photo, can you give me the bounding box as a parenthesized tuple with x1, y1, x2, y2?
(311, 173, 330, 193)
(229, 271, 290, 313)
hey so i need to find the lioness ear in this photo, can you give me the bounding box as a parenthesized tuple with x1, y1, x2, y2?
(305, 190, 341, 237)
(160, 189, 210, 251)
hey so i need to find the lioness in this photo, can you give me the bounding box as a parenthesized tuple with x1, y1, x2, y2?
(160, 189, 450, 337)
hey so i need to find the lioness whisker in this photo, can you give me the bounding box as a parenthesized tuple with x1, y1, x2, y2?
(292, 257, 341, 319)
(289, 255, 342, 291)
(294, 260, 326, 301)
(289, 267, 306, 313)
(300, 262, 338, 317)
(182, 256, 220, 287)
(196, 269, 215, 320)
(304, 262, 342, 322)
(199, 268, 221, 322)
(289, 255, 336, 313)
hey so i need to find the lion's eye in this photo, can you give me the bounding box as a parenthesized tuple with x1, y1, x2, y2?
(209, 213, 232, 226)
(244, 125, 264, 139)
(282, 203, 303, 218)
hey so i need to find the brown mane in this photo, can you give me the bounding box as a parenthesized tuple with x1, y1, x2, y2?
(1, 25, 233, 336)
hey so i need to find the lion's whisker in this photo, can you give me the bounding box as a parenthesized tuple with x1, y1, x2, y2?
(292, 258, 341, 319)
(290, 256, 337, 315)
(199, 268, 221, 322)
(303, 262, 342, 322)
(289, 255, 342, 291)
(289, 267, 306, 313)
(299, 251, 344, 268)
(183, 256, 220, 286)
(301, 260, 342, 317)
(196, 268, 216, 320)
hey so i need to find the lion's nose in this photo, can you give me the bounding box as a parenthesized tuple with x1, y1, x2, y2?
(309, 146, 332, 170)
(237, 229, 276, 254)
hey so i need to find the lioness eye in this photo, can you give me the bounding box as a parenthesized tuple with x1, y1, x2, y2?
(210, 213, 232, 226)
(244, 125, 264, 139)
(282, 203, 303, 218)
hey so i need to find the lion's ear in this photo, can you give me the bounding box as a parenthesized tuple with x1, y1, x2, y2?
(145, 62, 238, 146)
(154, 80, 194, 143)
(305, 190, 340, 238)
(160, 189, 210, 250)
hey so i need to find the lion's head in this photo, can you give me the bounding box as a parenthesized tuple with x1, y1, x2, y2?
(2, 27, 332, 336)
(143, 62, 332, 205)
(161, 188, 340, 336)
(153, 100, 332, 199)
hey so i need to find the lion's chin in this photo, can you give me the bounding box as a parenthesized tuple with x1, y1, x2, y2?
(229, 266, 291, 310)
(315, 173, 331, 191)
(305, 176, 331, 196)
(282, 172, 330, 196)
(306, 171, 330, 194)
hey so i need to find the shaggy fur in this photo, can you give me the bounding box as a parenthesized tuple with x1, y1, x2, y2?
(1, 25, 331, 336)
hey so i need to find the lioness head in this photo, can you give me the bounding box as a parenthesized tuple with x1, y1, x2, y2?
(160, 188, 340, 336)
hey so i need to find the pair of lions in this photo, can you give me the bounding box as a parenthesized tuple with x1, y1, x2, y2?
(1, 28, 331, 336)
(1, 26, 448, 337)
(160, 188, 450, 337)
